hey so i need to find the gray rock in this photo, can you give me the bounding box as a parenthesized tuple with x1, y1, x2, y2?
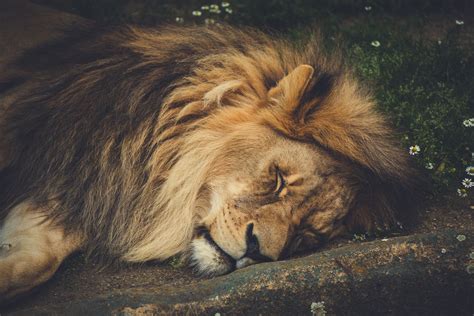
(6, 229, 473, 315)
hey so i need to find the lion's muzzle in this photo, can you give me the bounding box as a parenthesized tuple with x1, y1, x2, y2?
(190, 223, 275, 276)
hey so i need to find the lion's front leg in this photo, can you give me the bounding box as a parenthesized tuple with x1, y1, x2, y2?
(0, 201, 82, 303)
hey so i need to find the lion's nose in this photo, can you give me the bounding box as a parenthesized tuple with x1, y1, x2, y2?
(242, 223, 272, 263)
(245, 223, 260, 257)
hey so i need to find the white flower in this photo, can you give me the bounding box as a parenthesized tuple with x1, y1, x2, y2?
(175, 17, 184, 23)
(409, 145, 420, 156)
(352, 233, 366, 241)
(456, 20, 464, 25)
(466, 166, 474, 176)
(457, 234, 466, 241)
(425, 162, 434, 170)
(205, 18, 215, 25)
(201, 5, 209, 10)
(364, 6, 372, 11)
(210, 4, 219, 10)
(462, 178, 473, 188)
(437, 40, 442, 45)
(311, 301, 327, 316)
(457, 188, 468, 197)
(371, 40, 381, 47)
(225, 7, 233, 14)
(192, 10, 202, 16)
(463, 118, 474, 127)
(221, 1, 230, 7)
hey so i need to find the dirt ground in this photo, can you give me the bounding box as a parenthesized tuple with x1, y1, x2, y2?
(3, 195, 472, 313)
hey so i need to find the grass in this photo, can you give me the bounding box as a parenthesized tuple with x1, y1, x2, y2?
(37, 0, 474, 199)
(338, 19, 474, 194)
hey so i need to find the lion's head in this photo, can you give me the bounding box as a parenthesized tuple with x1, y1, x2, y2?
(163, 62, 418, 276)
(190, 122, 355, 275)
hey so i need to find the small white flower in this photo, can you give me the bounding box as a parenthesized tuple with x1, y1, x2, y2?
(456, 234, 466, 241)
(441, 248, 447, 254)
(352, 233, 366, 241)
(364, 6, 372, 11)
(371, 40, 381, 47)
(457, 188, 468, 197)
(463, 118, 474, 127)
(466, 166, 474, 176)
(201, 5, 210, 10)
(425, 162, 434, 170)
(221, 1, 230, 7)
(210, 4, 219, 11)
(225, 7, 233, 14)
(215, 313, 221, 316)
(311, 301, 327, 316)
(437, 40, 442, 45)
(192, 10, 202, 16)
(175, 17, 184, 23)
(455, 20, 464, 25)
(462, 178, 473, 188)
(204, 18, 215, 25)
(409, 145, 420, 156)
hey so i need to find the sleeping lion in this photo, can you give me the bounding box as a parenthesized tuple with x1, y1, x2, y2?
(0, 25, 417, 302)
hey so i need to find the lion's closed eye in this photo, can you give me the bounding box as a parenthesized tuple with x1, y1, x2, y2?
(274, 167, 286, 195)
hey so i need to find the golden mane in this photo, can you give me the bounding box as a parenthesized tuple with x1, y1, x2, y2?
(0, 25, 417, 263)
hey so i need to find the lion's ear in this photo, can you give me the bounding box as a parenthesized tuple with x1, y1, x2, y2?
(268, 64, 314, 113)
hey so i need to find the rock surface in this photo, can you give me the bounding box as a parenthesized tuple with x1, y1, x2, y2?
(4, 229, 473, 315)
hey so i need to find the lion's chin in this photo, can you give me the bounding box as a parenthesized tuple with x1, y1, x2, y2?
(189, 235, 236, 277)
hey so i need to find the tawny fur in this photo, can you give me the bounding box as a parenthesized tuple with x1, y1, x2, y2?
(0, 201, 81, 301)
(0, 25, 417, 297)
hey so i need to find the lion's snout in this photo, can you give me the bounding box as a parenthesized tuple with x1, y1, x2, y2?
(190, 218, 293, 276)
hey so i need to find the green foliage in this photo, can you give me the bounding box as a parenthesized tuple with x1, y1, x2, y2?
(339, 22, 473, 194)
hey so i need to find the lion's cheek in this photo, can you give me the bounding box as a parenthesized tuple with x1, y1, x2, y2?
(211, 206, 249, 259)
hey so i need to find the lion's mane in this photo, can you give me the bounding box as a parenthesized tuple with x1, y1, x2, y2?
(0, 25, 417, 262)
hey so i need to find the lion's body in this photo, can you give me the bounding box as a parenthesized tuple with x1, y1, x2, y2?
(0, 24, 417, 302)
